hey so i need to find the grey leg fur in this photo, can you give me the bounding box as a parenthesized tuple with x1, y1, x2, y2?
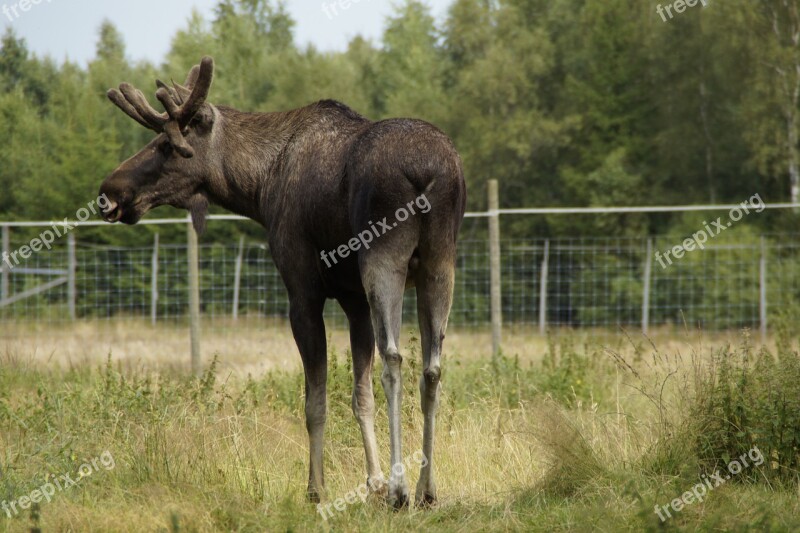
(364, 266, 409, 509)
(415, 264, 455, 507)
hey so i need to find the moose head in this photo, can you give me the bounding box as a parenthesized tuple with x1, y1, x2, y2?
(99, 57, 218, 233)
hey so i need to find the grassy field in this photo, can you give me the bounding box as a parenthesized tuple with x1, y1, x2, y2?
(1, 321, 799, 532)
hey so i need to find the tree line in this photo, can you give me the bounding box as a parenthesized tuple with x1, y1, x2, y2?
(1, 0, 799, 246)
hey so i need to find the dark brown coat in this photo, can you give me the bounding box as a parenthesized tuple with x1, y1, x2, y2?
(100, 57, 466, 508)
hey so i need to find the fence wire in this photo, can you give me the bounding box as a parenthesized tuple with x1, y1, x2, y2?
(2, 229, 799, 341)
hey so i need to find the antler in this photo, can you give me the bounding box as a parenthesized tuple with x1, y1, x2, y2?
(156, 56, 214, 130)
(107, 83, 167, 131)
(107, 57, 215, 158)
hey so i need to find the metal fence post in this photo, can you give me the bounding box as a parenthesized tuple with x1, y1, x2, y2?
(760, 236, 767, 340)
(642, 238, 653, 336)
(188, 220, 201, 374)
(1, 225, 9, 301)
(232, 236, 244, 321)
(488, 180, 502, 358)
(539, 239, 549, 335)
(151, 233, 159, 326)
(67, 233, 76, 321)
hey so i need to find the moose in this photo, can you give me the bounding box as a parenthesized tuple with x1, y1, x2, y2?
(99, 57, 467, 509)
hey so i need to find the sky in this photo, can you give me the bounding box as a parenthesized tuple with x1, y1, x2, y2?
(0, 0, 454, 66)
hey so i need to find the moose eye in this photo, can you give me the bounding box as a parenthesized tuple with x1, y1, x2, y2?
(158, 141, 172, 156)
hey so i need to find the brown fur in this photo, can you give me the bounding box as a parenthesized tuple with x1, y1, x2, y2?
(100, 57, 467, 508)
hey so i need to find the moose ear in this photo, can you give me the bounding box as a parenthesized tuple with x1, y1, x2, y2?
(189, 194, 209, 235)
(190, 105, 216, 134)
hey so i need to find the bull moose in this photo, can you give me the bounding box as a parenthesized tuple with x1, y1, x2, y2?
(99, 57, 466, 509)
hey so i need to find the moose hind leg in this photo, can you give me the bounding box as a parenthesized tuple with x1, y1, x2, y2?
(415, 263, 455, 507)
(363, 264, 409, 509)
(289, 295, 328, 503)
(340, 295, 385, 495)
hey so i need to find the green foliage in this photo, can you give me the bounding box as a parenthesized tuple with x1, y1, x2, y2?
(649, 223, 765, 329)
(448, 332, 599, 409)
(693, 324, 800, 485)
(0, 0, 798, 241)
(3, 2, 800, 330)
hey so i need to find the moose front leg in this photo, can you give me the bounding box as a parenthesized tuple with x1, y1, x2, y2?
(289, 296, 328, 502)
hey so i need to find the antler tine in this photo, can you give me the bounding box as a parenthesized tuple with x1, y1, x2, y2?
(118, 83, 168, 130)
(107, 88, 155, 130)
(176, 56, 214, 128)
(155, 86, 181, 119)
(170, 80, 190, 103)
(156, 79, 183, 107)
(183, 64, 201, 89)
(154, 83, 195, 157)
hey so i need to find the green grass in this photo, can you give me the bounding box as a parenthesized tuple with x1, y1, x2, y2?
(1, 324, 800, 532)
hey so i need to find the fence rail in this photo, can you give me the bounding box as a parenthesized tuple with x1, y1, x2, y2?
(1, 231, 798, 329)
(2, 184, 800, 364)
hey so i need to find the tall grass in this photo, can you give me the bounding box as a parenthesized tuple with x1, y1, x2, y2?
(1, 324, 799, 531)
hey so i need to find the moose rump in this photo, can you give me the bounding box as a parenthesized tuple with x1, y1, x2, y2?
(347, 117, 465, 282)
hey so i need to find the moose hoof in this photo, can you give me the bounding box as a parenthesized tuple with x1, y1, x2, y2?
(388, 484, 409, 510)
(306, 487, 321, 504)
(415, 491, 437, 508)
(415, 479, 437, 508)
(367, 475, 388, 498)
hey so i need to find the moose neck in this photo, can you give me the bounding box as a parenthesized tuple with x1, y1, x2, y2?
(206, 105, 305, 225)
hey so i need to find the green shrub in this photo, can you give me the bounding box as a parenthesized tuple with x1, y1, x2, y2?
(445, 332, 602, 410)
(692, 323, 800, 485)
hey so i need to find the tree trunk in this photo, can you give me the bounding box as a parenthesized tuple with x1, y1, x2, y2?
(699, 79, 716, 203)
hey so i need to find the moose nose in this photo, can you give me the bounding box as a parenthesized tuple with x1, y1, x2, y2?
(102, 200, 122, 223)
(99, 175, 132, 223)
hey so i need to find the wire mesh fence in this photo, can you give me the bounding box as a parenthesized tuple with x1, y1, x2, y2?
(2, 224, 799, 341)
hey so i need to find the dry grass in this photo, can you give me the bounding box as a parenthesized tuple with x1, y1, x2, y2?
(0, 318, 754, 372)
(1, 322, 798, 532)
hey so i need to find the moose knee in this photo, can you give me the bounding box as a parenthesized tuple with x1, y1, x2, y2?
(304, 401, 327, 431)
(351, 387, 374, 419)
(423, 365, 441, 386)
(382, 350, 403, 370)
(420, 365, 441, 410)
(381, 351, 403, 387)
